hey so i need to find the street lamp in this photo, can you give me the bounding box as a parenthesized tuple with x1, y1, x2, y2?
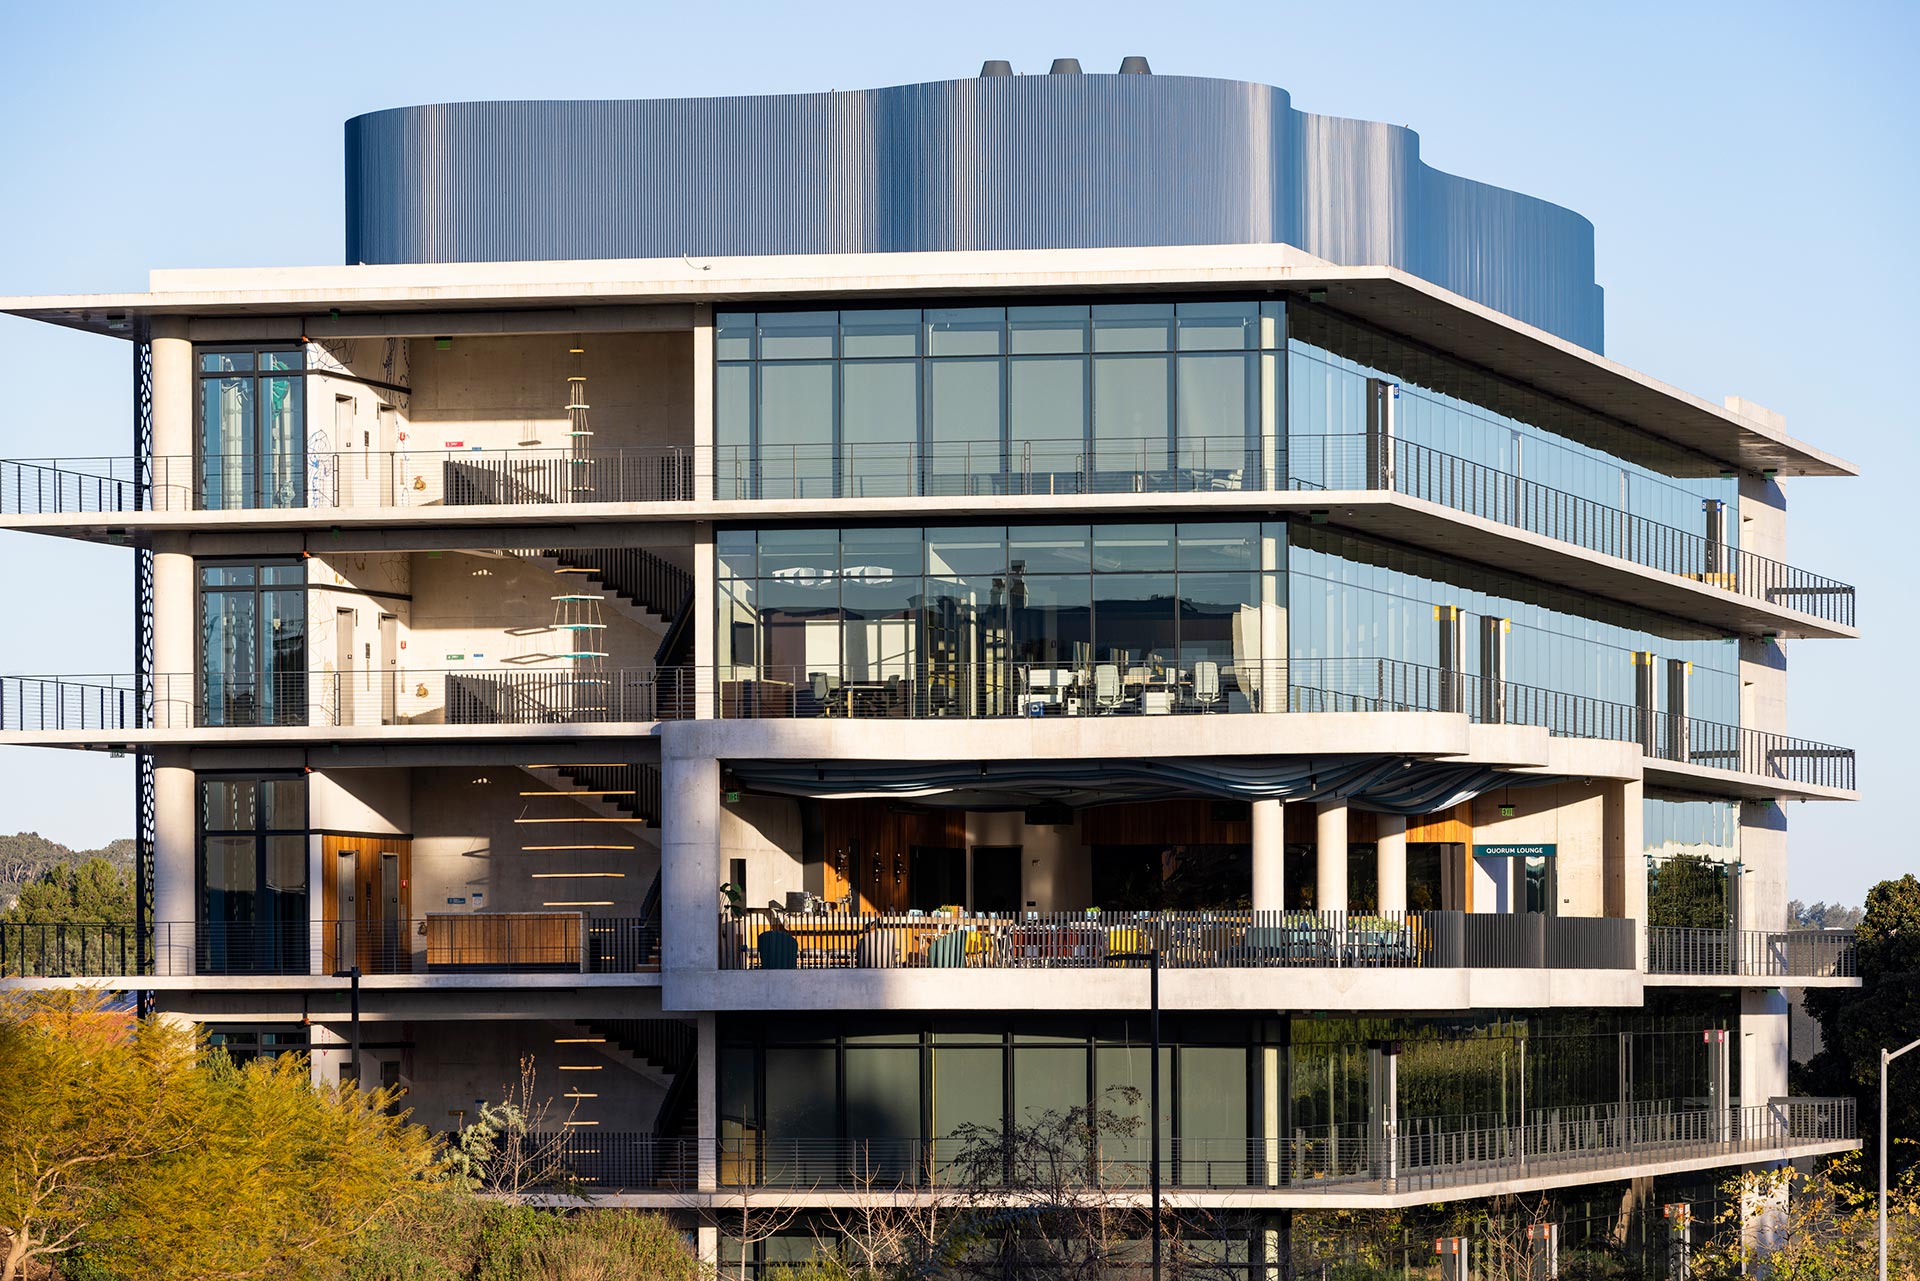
(1881, 1035, 1920, 1281)
(1112, 934, 1163, 1281)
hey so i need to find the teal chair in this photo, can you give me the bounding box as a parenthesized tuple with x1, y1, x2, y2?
(757, 929, 799, 970)
(925, 930, 969, 968)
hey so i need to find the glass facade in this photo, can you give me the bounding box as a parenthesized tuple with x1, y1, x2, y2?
(719, 1007, 1736, 1188)
(716, 303, 1283, 499)
(199, 559, 307, 727)
(718, 521, 1283, 716)
(196, 347, 306, 510)
(1289, 525, 1740, 725)
(1645, 797, 1741, 929)
(198, 773, 308, 975)
(1286, 306, 1738, 544)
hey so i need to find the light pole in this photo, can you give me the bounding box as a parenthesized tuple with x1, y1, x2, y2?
(333, 966, 362, 1086)
(1881, 1035, 1920, 1281)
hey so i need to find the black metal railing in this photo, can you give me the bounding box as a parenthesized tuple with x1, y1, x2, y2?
(497, 1098, 1855, 1193)
(1646, 926, 1859, 979)
(717, 909, 1636, 972)
(1, 434, 1850, 629)
(0, 659, 1854, 791)
(0, 916, 658, 978)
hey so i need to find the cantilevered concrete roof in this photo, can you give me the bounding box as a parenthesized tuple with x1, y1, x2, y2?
(0, 243, 1854, 477)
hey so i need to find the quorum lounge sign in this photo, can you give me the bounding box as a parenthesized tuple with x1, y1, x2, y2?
(1473, 843, 1557, 858)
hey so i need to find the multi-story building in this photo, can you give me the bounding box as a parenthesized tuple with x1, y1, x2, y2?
(0, 62, 1864, 1273)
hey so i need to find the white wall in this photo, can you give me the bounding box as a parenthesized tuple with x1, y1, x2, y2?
(1467, 781, 1608, 916)
(965, 811, 1089, 912)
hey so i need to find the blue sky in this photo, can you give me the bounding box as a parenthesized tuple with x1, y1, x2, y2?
(0, 2, 1911, 902)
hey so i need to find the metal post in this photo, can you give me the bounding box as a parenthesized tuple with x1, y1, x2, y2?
(335, 965, 363, 1087)
(1879, 1036, 1920, 1281)
(1150, 940, 1162, 1281)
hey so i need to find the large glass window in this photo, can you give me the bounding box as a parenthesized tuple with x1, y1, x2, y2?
(196, 347, 306, 510)
(199, 559, 307, 726)
(1288, 525, 1740, 726)
(715, 301, 1282, 499)
(1287, 307, 1738, 551)
(717, 521, 1282, 717)
(198, 773, 307, 975)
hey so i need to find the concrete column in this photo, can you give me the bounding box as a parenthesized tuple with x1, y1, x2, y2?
(1740, 989, 1790, 1111)
(152, 753, 196, 974)
(696, 1011, 718, 1191)
(152, 538, 195, 727)
(660, 738, 721, 974)
(1376, 813, 1408, 915)
(1315, 800, 1348, 914)
(1604, 779, 1647, 969)
(1258, 527, 1287, 713)
(150, 318, 194, 508)
(690, 304, 714, 502)
(1251, 798, 1285, 912)
(692, 525, 714, 718)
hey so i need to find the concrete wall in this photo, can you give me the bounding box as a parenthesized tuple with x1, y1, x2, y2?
(310, 552, 412, 726)
(966, 810, 1089, 912)
(328, 1017, 670, 1136)
(311, 767, 412, 835)
(410, 766, 657, 917)
(407, 331, 692, 456)
(717, 795, 806, 911)
(1467, 782, 1607, 916)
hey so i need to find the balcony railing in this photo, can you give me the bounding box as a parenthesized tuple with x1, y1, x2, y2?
(0, 670, 680, 732)
(1292, 434, 1855, 627)
(503, 1098, 1855, 1194)
(2, 434, 1850, 627)
(0, 659, 1856, 791)
(718, 909, 1637, 972)
(1646, 926, 1859, 979)
(0, 916, 660, 978)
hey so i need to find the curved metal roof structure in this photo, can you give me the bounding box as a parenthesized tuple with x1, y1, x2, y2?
(345, 71, 1606, 350)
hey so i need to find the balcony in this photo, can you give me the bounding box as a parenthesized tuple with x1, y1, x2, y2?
(458, 1098, 1857, 1200)
(0, 658, 1856, 794)
(1646, 926, 1860, 985)
(717, 909, 1636, 973)
(0, 434, 1853, 631)
(0, 915, 660, 980)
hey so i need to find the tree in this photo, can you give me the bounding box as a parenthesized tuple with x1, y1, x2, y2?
(0, 988, 440, 1281)
(1686, 1153, 1920, 1278)
(1, 858, 133, 925)
(1800, 874, 1920, 1187)
(1789, 898, 1864, 931)
(447, 1055, 582, 1200)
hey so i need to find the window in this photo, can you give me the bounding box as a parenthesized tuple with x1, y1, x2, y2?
(196, 346, 306, 510)
(715, 301, 1281, 499)
(199, 559, 306, 726)
(198, 773, 308, 975)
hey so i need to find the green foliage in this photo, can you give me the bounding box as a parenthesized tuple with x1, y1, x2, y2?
(0, 988, 439, 1281)
(337, 1195, 701, 1281)
(1789, 898, 1864, 930)
(0, 835, 134, 915)
(1, 859, 133, 926)
(1646, 853, 1730, 929)
(1800, 874, 1920, 1187)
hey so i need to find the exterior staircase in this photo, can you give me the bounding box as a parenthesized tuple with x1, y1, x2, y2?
(538, 547, 691, 639)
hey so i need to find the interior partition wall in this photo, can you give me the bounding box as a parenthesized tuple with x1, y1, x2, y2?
(715, 300, 1284, 500)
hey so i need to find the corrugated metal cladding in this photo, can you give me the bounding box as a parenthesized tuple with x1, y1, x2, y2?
(344, 74, 1604, 351)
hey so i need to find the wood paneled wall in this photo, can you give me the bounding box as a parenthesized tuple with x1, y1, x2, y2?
(818, 800, 966, 913)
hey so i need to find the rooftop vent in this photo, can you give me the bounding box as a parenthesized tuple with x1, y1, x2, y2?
(979, 59, 1013, 77)
(1049, 58, 1083, 74)
(1118, 56, 1152, 74)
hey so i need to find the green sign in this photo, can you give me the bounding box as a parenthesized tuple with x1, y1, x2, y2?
(1474, 843, 1557, 858)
